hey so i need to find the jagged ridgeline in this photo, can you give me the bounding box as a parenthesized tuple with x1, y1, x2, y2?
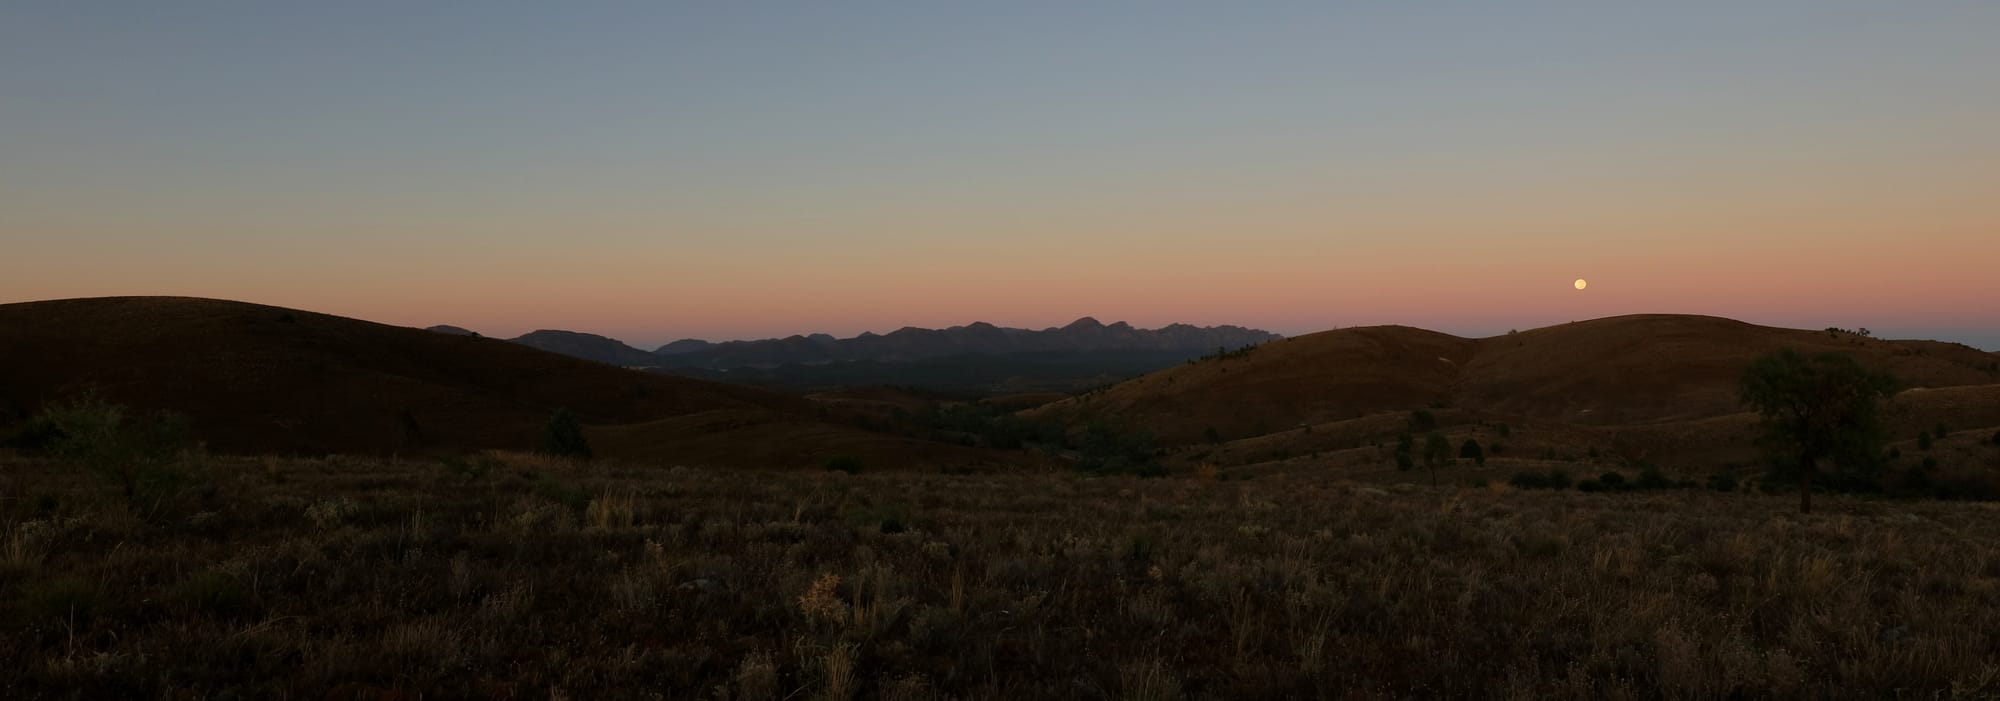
(476, 318, 1283, 393)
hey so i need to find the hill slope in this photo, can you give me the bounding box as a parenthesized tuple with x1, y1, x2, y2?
(0, 297, 1022, 469)
(1031, 315, 2000, 453)
(509, 329, 660, 367)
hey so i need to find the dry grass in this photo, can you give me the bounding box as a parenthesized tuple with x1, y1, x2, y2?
(4, 455, 2000, 698)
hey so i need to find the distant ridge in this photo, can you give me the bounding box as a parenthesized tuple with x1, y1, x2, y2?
(511, 329, 658, 367)
(652, 318, 1281, 370)
(425, 325, 478, 336)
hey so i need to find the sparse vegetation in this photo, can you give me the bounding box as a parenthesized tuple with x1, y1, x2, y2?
(5, 454, 2000, 698)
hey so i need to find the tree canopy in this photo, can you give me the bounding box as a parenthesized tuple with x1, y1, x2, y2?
(1739, 349, 1895, 513)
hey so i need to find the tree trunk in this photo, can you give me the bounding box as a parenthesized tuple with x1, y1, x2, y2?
(1798, 453, 1813, 514)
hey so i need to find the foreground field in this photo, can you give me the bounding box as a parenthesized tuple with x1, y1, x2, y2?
(3, 456, 1998, 699)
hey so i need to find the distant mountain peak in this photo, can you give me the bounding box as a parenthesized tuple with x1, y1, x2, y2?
(510, 329, 656, 367)
(654, 318, 1281, 371)
(426, 325, 478, 337)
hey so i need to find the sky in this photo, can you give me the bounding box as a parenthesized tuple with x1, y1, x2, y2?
(4, 2, 1997, 349)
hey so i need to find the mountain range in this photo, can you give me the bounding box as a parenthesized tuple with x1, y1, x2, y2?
(431, 318, 1282, 392)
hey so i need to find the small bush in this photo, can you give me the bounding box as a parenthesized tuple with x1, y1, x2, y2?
(531, 475, 590, 512)
(174, 570, 252, 619)
(540, 407, 592, 460)
(1707, 471, 1740, 492)
(35, 395, 196, 504)
(823, 455, 863, 475)
(1598, 472, 1628, 490)
(1508, 471, 1572, 490)
(22, 575, 99, 624)
(1990, 430, 2000, 447)
(440, 454, 497, 482)
(1635, 466, 1674, 490)
(1459, 439, 1485, 467)
(1408, 410, 1437, 433)
(1918, 432, 1933, 451)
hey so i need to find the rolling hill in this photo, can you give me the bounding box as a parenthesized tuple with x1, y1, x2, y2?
(1030, 314, 2000, 472)
(0, 297, 1028, 469)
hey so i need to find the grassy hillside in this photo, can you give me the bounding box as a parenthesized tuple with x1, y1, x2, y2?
(0, 297, 1032, 470)
(1030, 315, 2000, 481)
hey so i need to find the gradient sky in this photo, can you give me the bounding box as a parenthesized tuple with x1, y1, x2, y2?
(4, 2, 1997, 349)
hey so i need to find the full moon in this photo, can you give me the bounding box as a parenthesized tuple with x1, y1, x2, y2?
(1574, 279, 1588, 290)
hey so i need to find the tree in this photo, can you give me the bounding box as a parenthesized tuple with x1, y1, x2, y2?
(1459, 438, 1485, 467)
(1422, 431, 1453, 487)
(36, 395, 194, 505)
(541, 407, 592, 460)
(1408, 410, 1438, 433)
(1739, 349, 1895, 513)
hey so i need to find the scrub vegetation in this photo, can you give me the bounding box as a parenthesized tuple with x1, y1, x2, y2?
(5, 453, 1999, 699)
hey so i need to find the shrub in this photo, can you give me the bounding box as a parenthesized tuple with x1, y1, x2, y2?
(1935, 423, 1950, 439)
(1576, 479, 1604, 493)
(36, 395, 196, 505)
(1496, 423, 1511, 438)
(439, 454, 498, 482)
(174, 570, 252, 619)
(1408, 410, 1437, 433)
(530, 474, 590, 512)
(1918, 432, 1933, 451)
(1508, 471, 1572, 490)
(1459, 439, 1485, 467)
(540, 407, 592, 460)
(22, 575, 99, 624)
(823, 455, 864, 475)
(1992, 430, 2000, 446)
(1635, 466, 1674, 490)
(1597, 472, 1628, 490)
(1707, 471, 1740, 492)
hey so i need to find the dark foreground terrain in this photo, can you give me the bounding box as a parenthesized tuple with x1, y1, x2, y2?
(4, 454, 1997, 699)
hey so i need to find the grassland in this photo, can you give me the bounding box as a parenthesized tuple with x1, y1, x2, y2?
(6, 454, 2000, 699)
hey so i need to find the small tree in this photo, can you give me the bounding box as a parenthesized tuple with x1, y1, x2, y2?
(1740, 349, 1895, 513)
(37, 396, 193, 505)
(1409, 410, 1438, 433)
(541, 407, 592, 460)
(1422, 431, 1452, 487)
(1459, 438, 1485, 467)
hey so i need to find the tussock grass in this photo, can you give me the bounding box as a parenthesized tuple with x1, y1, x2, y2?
(2, 455, 1999, 698)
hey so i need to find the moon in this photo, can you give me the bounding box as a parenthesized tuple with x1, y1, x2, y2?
(1574, 278, 1588, 290)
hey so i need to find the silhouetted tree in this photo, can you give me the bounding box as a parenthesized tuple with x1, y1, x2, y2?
(541, 407, 592, 460)
(1409, 410, 1438, 433)
(1423, 431, 1452, 487)
(1459, 438, 1485, 467)
(1740, 349, 1895, 513)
